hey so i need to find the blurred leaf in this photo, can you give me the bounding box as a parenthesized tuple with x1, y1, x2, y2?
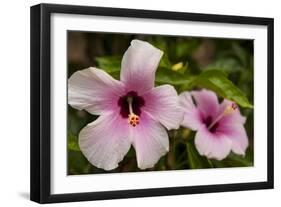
(159, 54, 172, 68)
(148, 36, 168, 51)
(204, 58, 243, 73)
(211, 152, 253, 167)
(68, 150, 91, 174)
(126, 147, 136, 158)
(193, 70, 253, 108)
(68, 133, 80, 151)
(155, 69, 195, 86)
(155, 156, 167, 171)
(186, 143, 213, 169)
(227, 153, 253, 166)
(232, 42, 248, 66)
(174, 142, 188, 169)
(95, 56, 121, 73)
(173, 38, 201, 59)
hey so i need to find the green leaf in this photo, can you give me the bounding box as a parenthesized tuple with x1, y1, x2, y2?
(204, 58, 243, 73)
(173, 38, 201, 59)
(95, 56, 121, 73)
(186, 143, 212, 169)
(232, 42, 248, 67)
(194, 70, 253, 108)
(211, 152, 253, 168)
(68, 133, 80, 152)
(68, 150, 91, 174)
(155, 69, 195, 86)
(159, 54, 172, 68)
(227, 153, 253, 166)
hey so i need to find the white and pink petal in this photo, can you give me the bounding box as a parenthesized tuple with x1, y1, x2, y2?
(191, 89, 220, 118)
(78, 112, 131, 171)
(142, 84, 183, 130)
(216, 121, 249, 156)
(131, 112, 169, 169)
(179, 91, 204, 130)
(194, 127, 232, 160)
(68, 67, 124, 115)
(120, 40, 163, 93)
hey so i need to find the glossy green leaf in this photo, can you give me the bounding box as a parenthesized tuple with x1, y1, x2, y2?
(194, 70, 253, 108)
(155, 69, 195, 86)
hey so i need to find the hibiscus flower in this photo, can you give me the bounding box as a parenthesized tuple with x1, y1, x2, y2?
(179, 89, 249, 160)
(68, 40, 183, 170)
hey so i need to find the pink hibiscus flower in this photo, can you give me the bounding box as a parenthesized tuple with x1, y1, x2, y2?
(68, 40, 183, 170)
(179, 89, 249, 160)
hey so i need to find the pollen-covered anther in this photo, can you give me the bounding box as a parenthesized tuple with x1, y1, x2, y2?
(128, 114, 140, 127)
(127, 96, 141, 127)
(224, 102, 238, 115)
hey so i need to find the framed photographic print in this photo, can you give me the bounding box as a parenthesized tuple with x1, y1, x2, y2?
(30, 3, 274, 203)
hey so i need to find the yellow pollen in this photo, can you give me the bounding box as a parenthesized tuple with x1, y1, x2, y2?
(128, 114, 140, 127)
(127, 96, 140, 127)
(224, 102, 238, 115)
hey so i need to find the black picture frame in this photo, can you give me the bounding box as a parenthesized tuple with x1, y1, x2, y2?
(30, 3, 274, 204)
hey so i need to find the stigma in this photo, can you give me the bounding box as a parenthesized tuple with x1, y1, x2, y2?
(127, 97, 140, 127)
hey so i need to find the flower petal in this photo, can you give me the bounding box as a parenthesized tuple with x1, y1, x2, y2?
(120, 40, 163, 93)
(142, 85, 183, 130)
(195, 127, 232, 160)
(131, 112, 169, 169)
(191, 89, 220, 117)
(217, 121, 249, 156)
(79, 113, 131, 170)
(68, 67, 124, 115)
(179, 92, 204, 130)
(230, 125, 249, 155)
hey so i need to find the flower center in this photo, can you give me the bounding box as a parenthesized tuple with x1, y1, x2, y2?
(118, 91, 145, 127)
(203, 116, 219, 133)
(206, 102, 238, 133)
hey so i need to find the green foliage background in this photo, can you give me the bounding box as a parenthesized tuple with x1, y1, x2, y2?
(67, 32, 254, 175)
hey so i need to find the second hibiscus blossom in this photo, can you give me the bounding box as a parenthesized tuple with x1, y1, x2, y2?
(179, 89, 249, 160)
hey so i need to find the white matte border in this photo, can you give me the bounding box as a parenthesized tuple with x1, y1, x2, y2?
(51, 13, 268, 194)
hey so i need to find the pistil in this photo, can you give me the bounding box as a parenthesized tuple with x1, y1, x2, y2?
(208, 102, 237, 130)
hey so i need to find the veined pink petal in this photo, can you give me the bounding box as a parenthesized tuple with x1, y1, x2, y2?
(195, 127, 232, 160)
(131, 112, 169, 169)
(191, 89, 220, 117)
(179, 92, 204, 130)
(120, 40, 163, 93)
(68, 67, 125, 115)
(216, 121, 249, 156)
(142, 84, 183, 130)
(79, 112, 131, 170)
